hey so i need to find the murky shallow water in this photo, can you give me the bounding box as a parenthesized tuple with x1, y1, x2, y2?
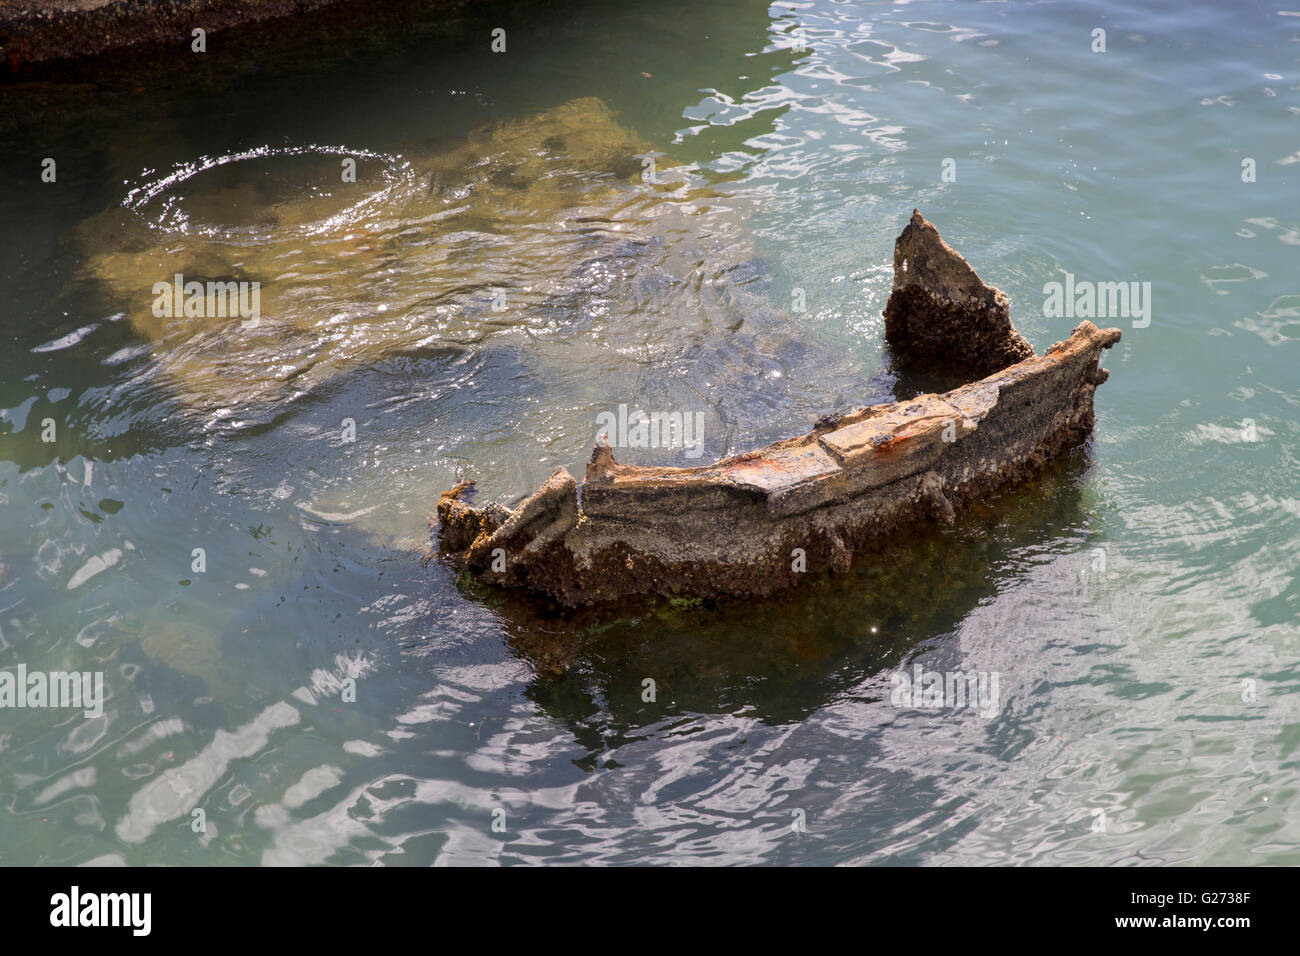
(1, 0, 1297, 865)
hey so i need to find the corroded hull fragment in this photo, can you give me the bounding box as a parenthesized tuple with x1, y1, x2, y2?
(884, 209, 1035, 375)
(435, 212, 1121, 606)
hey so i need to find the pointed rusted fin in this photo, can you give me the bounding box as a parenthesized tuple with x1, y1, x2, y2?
(883, 210, 1034, 376)
(586, 443, 619, 482)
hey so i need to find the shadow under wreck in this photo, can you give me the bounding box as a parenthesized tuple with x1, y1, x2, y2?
(435, 210, 1121, 606)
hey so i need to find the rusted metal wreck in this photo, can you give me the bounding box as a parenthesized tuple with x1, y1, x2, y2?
(434, 210, 1121, 606)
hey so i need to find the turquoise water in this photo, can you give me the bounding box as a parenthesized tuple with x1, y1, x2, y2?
(1, 0, 1297, 865)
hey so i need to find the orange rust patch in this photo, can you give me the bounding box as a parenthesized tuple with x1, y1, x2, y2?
(726, 454, 795, 475)
(873, 433, 911, 453)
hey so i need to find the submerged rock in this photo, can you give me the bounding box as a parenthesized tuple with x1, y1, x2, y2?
(71, 97, 773, 415)
(435, 210, 1121, 606)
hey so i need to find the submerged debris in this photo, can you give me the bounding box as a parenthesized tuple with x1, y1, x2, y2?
(435, 210, 1121, 606)
(70, 97, 725, 412)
